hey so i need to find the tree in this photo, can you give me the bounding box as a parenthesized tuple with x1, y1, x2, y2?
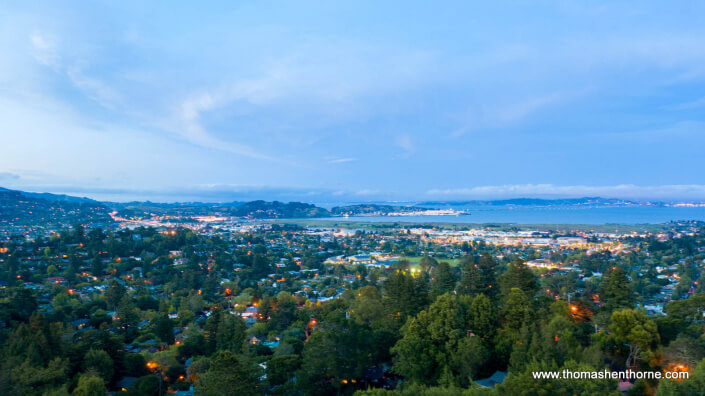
(64, 256, 80, 283)
(90, 257, 103, 277)
(664, 334, 705, 369)
(664, 293, 705, 326)
(458, 254, 498, 298)
(468, 293, 496, 340)
(270, 292, 297, 331)
(72, 374, 106, 396)
(599, 267, 634, 313)
(153, 314, 175, 344)
(419, 256, 439, 273)
(451, 336, 489, 382)
(298, 321, 373, 395)
(502, 288, 532, 333)
(431, 262, 455, 297)
(391, 294, 472, 386)
(104, 281, 126, 310)
(195, 351, 260, 396)
(351, 286, 385, 327)
(116, 294, 139, 341)
(126, 375, 163, 396)
(267, 355, 300, 386)
(383, 271, 426, 321)
(216, 313, 247, 352)
(501, 259, 538, 297)
(82, 349, 114, 384)
(655, 357, 705, 396)
(609, 309, 659, 369)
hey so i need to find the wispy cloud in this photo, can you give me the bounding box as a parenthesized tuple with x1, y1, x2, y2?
(326, 157, 357, 164)
(354, 189, 379, 196)
(426, 184, 705, 201)
(667, 96, 705, 111)
(0, 172, 20, 180)
(27, 31, 275, 160)
(395, 134, 415, 157)
(29, 32, 122, 109)
(177, 92, 274, 160)
(29, 32, 59, 67)
(451, 92, 569, 137)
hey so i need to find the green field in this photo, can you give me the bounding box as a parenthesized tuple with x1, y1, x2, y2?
(400, 255, 464, 267)
(267, 218, 672, 233)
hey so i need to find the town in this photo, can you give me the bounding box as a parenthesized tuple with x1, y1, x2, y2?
(1, 216, 704, 395)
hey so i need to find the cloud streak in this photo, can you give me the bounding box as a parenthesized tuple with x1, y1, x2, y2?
(426, 184, 705, 201)
(326, 157, 357, 164)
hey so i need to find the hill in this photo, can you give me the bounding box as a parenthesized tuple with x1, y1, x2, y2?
(111, 200, 331, 220)
(0, 187, 112, 229)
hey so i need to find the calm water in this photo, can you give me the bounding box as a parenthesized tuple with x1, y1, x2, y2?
(318, 206, 705, 225)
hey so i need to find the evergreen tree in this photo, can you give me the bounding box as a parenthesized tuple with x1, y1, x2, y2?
(104, 281, 126, 310)
(501, 259, 538, 297)
(431, 261, 455, 297)
(153, 314, 175, 344)
(458, 253, 498, 298)
(216, 313, 247, 352)
(82, 349, 114, 384)
(418, 256, 438, 273)
(195, 351, 260, 396)
(468, 293, 496, 340)
(502, 288, 533, 333)
(391, 294, 466, 386)
(73, 373, 107, 396)
(116, 294, 139, 341)
(90, 256, 103, 277)
(599, 266, 634, 313)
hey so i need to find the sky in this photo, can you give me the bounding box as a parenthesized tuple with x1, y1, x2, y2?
(1, 1, 705, 203)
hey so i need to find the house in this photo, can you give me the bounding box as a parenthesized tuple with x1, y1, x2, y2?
(526, 259, 557, 269)
(47, 276, 68, 286)
(70, 318, 90, 330)
(262, 337, 280, 349)
(475, 371, 507, 389)
(173, 387, 194, 396)
(116, 376, 137, 391)
(349, 254, 372, 265)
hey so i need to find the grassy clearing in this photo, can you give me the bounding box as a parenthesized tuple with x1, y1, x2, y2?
(400, 256, 464, 267)
(267, 219, 670, 233)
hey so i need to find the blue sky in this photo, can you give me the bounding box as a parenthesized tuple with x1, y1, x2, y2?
(1, 1, 705, 202)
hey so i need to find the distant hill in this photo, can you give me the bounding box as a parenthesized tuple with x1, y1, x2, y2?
(114, 201, 431, 219)
(112, 199, 331, 220)
(331, 203, 429, 216)
(0, 187, 112, 228)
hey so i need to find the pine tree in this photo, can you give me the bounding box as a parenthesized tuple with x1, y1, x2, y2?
(194, 351, 260, 396)
(431, 261, 455, 297)
(104, 281, 126, 310)
(503, 288, 533, 333)
(501, 259, 538, 297)
(468, 293, 496, 340)
(458, 253, 498, 298)
(599, 266, 634, 312)
(116, 295, 139, 341)
(91, 256, 103, 277)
